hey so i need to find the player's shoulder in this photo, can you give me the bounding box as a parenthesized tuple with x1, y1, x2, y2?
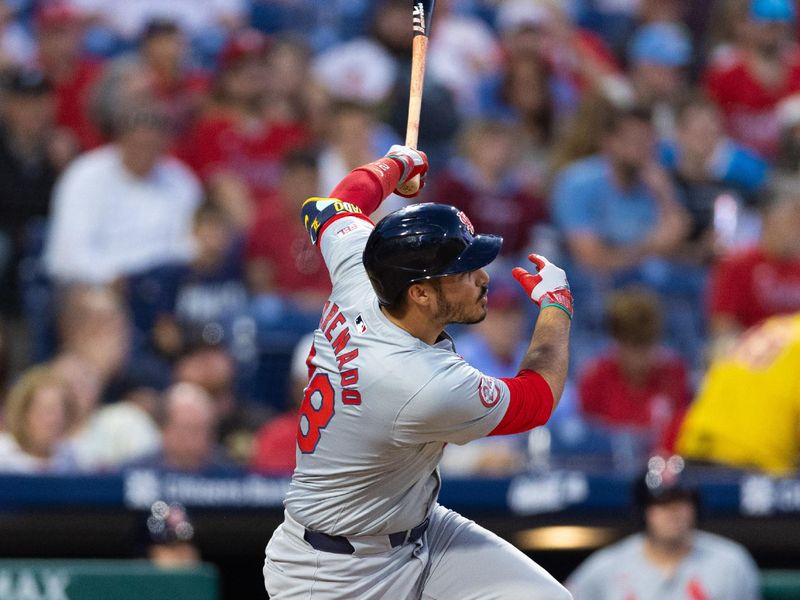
(301, 196, 372, 245)
(693, 531, 756, 564)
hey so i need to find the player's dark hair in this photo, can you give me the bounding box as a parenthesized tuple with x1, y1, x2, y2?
(383, 277, 444, 317)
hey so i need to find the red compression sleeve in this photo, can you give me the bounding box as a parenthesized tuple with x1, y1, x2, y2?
(489, 370, 554, 436)
(329, 158, 403, 215)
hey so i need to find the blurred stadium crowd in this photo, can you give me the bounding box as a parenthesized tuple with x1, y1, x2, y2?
(0, 0, 799, 479)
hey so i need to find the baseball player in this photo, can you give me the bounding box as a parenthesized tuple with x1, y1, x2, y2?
(263, 145, 574, 599)
(566, 457, 762, 600)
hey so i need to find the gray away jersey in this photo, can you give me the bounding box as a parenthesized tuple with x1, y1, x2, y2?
(283, 211, 511, 537)
(566, 531, 762, 600)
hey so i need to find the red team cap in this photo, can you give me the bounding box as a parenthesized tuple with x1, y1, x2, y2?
(219, 29, 271, 69)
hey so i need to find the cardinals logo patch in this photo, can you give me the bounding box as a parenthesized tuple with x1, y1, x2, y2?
(478, 376, 501, 407)
(457, 210, 475, 235)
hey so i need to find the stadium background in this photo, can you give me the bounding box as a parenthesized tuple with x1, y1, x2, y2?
(0, 0, 799, 598)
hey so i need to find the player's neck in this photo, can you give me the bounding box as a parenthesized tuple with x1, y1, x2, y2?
(643, 534, 693, 574)
(381, 305, 444, 346)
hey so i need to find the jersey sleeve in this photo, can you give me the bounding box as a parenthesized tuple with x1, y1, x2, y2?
(301, 197, 374, 286)
(393, 355, 511, 446)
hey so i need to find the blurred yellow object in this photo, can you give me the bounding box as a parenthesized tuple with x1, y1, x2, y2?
(677, 314, 800, 476)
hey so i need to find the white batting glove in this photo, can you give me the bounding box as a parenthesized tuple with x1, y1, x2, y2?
(385, 145, 428, 198)
(512, 254, 573, 319)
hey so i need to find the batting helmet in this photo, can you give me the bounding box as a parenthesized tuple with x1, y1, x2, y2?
(363, 203, 503, 305)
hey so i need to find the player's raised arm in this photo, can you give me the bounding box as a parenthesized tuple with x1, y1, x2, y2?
(301, 145, 428, 246)
(489, 254, 572, 437)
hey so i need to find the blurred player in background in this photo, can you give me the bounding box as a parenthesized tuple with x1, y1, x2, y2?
(567, 456, 762, 600)
(263, 145, 573, 598)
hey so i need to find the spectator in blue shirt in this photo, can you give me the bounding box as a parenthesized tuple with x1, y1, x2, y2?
(659, 95, 769, 252)
(551, 105, 691, 366)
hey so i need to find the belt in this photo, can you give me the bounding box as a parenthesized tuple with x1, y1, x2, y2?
(303, 517, 429, 555)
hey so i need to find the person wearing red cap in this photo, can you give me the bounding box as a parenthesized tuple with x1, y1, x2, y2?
(34, 2, 105, 151)
(179, 29, 311, 230)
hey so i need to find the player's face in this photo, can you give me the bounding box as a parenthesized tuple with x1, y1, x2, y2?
(645, 498, 696, 549)
(432, 269, 490, 325)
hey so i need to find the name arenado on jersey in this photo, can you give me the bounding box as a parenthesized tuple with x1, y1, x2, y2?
(319, 301, 361, 406)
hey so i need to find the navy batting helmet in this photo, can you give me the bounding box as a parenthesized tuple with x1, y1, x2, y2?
(363, 203, 503, 306)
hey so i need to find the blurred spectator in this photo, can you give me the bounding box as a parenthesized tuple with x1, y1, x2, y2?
(625, 22, 693, 138)
(0, 0, 36, 69)
(704, 0, 800, 158)
(127, 201, 247, 359)
(129, 381, 240, 474)
(578, 289, 691, 457)
(567, 456, 762, 600)
(551, 105, 691, 365)
(34, 1, 105, 151)
(71, 0, 246, 63)
(677, 312, 800, 476)
(370, 0, 460, 163)
(50, 285, 162, 470)
(0, 364, 78, 473)
(493, 0, 621, 119)
(660, 95, 768, 256)
(476, 52, 556, 183)
(263, 37, 315, 125)
(44, 102, 201, 285)
(87, 55, 157, 141)
(137, 18, 209, 137)
(429, 119, 548, 259)
(174, 344, 271, 465)
(707, 183, 800, 352)
(775, 91, 800, 170)
(246, 150, 330, 312)
(180, 28, 311, 229)
(440, 279, 530, 476)
(54, 286, 130, 384)
(549, 92, 617, 176)
(250, 331, 314, 475)
(427, 0, 503, 116)
(71, 375, 161, 471)
(0, 68, 63, 317)
(316, 101, 402, 218)
(145, 500, 200, 568)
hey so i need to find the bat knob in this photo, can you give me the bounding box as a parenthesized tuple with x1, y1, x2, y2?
(396, 174, 421, 198)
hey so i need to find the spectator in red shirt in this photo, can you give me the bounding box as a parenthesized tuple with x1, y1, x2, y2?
(34, 2, 105, 151)
(704, 0, 800, 158)
(245, 150, 330, 311)
(137, 19, 209, 138)
(578, 289, 691, 455)
(428, 119, 548, 260)
(708, 181, 800, 350)
(180, 29, 310, 229)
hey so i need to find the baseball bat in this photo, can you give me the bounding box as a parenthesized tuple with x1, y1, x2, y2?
(397, 0, 436, 197)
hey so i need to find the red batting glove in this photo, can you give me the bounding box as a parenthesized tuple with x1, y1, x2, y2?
(386, 145, 428, 198)
(512, 254, 573, 319)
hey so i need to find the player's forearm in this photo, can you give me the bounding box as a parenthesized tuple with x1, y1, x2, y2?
(518, 307, 571, 411)
(329, 159, 404, 217)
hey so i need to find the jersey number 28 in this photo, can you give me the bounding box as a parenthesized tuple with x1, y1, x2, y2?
(297, 372, 335, 453)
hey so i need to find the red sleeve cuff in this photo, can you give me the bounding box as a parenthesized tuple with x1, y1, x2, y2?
(490, 370, 554, 436)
